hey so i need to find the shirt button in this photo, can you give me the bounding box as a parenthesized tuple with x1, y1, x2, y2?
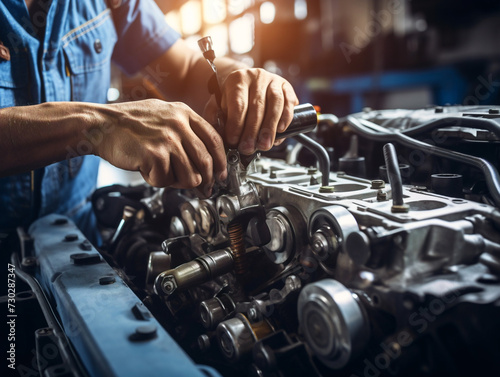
(94, 39, 103, 54)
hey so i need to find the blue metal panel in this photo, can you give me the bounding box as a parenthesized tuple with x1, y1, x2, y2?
(29, 214, 218, 377)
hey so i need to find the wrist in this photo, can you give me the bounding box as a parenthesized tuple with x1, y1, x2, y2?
(79, 103, 117, 158)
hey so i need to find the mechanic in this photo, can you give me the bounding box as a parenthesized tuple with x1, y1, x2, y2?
(0, 0, 299, 244)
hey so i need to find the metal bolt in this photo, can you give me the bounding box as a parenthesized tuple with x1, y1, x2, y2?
(377, 189, 387, 201)
(391, 204, 410, 213)
(319, 186, 335, 193)
(64, 234, 78, 242)
(79, 240, 92, 251)
(248, 308, 258, 321)
(309, 176, 319, 185)
(198, 334, 211, 351)
(163, 282, 174, 293)
(307, 167, 318, 175)
(434, 106, 444, 113)
(130, 325, 157, 341)
(311, 232, 331, 260)
(371, 179, 385, 189)
(70, 253, 101, 265)
(312, 239, 323, 253)
(99, 276, 116, 285)
(269, 170, 277, 179)
(36, 327, 53, 336)
(53, 218, 68, 225)
(285, 275, 301, 291)
(22, 257, 36, 267)
(228, 153, 239, 164)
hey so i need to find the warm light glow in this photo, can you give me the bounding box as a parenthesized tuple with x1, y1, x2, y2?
(203, 0, 226, 24)
(164, 10, 181, 34)
(205, 25, 229, 56)
(184, 35, 203, 51)
(294, 0, 307, 20)
(107, 88, 120, 102)
(228, 0, 253, 15)
(229, 14, 254, 54)
(181, 1, 202, 35)
(260, 2, 275, 24)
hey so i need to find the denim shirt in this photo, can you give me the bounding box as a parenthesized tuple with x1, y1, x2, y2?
(0, 0, 180, 243)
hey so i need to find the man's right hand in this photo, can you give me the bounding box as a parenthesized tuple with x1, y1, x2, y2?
(95, 99, 227, 195)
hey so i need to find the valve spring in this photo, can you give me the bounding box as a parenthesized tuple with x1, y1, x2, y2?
(228, 222, 245, 275)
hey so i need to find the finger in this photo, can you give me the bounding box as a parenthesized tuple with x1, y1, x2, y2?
(256, 82, 284, 151)
(139, 150, 176, 187)
(223, 71, 249, 147)
(182, 132, 214, 194)
(189, 112, 228, 181)
(274, 138, 285, 146)
(277, 81, 299, 133)
(238, 78, 268, 155)
(203, 95, 224, 133)
(169, 148, 203, 189)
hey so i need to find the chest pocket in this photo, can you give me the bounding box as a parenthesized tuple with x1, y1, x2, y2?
(0, 51, 29, 108)
(62, 9, 117, 104)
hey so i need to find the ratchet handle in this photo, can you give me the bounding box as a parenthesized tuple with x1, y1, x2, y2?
(276, 103, 318, 139)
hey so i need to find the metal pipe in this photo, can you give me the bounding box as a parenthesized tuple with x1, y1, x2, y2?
(275, 103, 318, 139)
(383, 143, 406, 210)
(346, 115, 500, 207)
(294, 134, 330, 186)
(154, 248, 234, 297)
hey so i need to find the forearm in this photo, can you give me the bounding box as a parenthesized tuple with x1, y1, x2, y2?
(0, 102, 102, 176)
(177, 55, 247, 113)
(144, 39, 246, 115)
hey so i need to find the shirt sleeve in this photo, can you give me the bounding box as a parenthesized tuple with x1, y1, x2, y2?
(110, 0, 180, 76)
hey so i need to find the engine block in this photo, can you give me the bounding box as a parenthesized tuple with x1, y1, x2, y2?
(13, 106, 500, 377)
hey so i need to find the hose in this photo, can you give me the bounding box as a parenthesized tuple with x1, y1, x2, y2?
(383, 143, 404, 207)
(401, 116, 500, 139)
(346, 115, 500, 207)
(294, 134, 330, 186)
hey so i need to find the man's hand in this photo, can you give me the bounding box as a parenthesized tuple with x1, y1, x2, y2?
(143, 40, 299, 156)
(96, 99, 227, 195)
(203, 68, 299, 155)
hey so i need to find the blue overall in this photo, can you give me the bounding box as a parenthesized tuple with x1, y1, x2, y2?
(0, 0, 180, 243)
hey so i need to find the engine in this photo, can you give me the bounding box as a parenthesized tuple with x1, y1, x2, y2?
(10, 106, 500, 377)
